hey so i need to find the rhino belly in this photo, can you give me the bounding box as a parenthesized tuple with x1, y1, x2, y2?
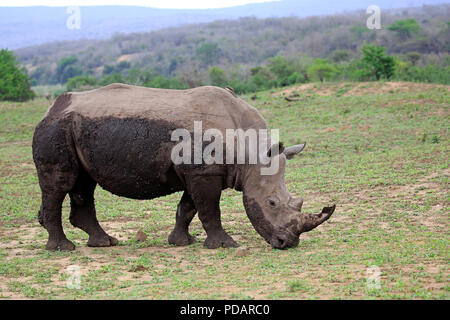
(72, 115, 184, 199)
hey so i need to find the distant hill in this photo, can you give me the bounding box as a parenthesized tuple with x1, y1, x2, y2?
(1, 0, 448, 49)
(14, 3, 450, 87)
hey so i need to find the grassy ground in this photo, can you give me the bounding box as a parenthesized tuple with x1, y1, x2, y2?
(0, 81, 448, 299)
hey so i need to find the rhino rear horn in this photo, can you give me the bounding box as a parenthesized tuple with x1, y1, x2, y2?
(283, 143, 306, 159)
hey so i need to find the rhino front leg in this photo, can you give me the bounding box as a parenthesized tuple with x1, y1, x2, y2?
(187, 176, 238, 249)
(168, 191, 197, 246)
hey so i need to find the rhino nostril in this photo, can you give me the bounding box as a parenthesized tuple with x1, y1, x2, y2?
(276, 237, 287, 249)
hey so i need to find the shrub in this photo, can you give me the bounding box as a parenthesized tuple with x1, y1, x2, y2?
(99, 72, 124, 85)
(268, 55, 296, 86)
(388, 19, 420, 39)
(196, 42, 221, 67)
(0, 49, 35, 101)
(250, 66, 276, 90)
(361, 45, 395, 80)
(307, 59, 337, 82)
(66, 75, 98, 91)
(393, 63, 450, 84)
(144, 75, 188, 89)
(209, 66, 228, 87)
(55, 55, 82, 84)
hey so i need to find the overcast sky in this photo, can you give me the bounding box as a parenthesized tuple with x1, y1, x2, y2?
(0, 0, 279, 9)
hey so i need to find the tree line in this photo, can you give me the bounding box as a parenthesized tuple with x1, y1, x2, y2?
(1, 6, 450, 101)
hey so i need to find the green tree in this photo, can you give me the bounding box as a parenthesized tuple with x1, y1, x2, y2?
(307, 59, 336, 82)
(0, 49, 35, 101)
(405, 52, 421, 66)
(126, 68, 153, 85)
(99, 72, 124, 85)
(103, 64, 116, 75)
(330, 50, 351, 63)
(361, 45, 395, 80)
(103, 61, 131, 76)
(55, 55, 82, 84)
(66, 75, 97, 91)
(388, 19, 420, 39)
(144, 75, 187, 89)
(209, 66, 228, 87)
(196, 42, 221, 67)
(30, 66, 53, 86)
(268, 55, 296, 86)
(287, 72, 305, 85)
(250, 66, 276, 90)
(350, 25, 370, 38)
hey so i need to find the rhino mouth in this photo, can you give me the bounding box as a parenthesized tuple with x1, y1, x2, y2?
(270, 225, 300, 249)
(270, 233, 299, 249)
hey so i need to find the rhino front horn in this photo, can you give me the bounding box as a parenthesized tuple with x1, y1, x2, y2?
(299, 204, 336, 233)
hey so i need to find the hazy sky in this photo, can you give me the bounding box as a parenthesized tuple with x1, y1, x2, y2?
(0, 0, 279, 9)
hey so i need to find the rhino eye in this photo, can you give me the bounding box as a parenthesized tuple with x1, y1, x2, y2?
(268, 199, 277, 207)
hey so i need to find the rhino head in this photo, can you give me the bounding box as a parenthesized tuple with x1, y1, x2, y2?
(242, 143, 335, 249)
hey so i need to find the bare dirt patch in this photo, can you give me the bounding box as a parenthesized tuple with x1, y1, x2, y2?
(276, 82, 450, 97)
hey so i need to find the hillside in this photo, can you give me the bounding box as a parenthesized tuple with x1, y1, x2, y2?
(15, 4, 450, 88)
(1, 0, 447, 49)
(276, 81, 450, 97)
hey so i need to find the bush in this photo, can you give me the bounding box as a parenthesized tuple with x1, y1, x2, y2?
(388, 19, 420, 39)
(103, 61, 131, 76)
(209, 66, 228, 87)
(196, 42, 221, 67)
(229, 80, 258, 94)
(55, 55, 82, 84)
(0, 49, 35, 101)
(307, 59, 336, 82)
(268, 55, 297, 87)
(66, 75, 98, 91)
(287, 72, 305, 85)
(393, 64, 450, 84)
(361, 45, 395, 80)
(329, 50, 351, 63)
(99, 72, 124, 86)
(144, 75, 188, 89)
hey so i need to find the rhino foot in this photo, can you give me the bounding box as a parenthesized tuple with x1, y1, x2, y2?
(46, 238, 76, 251)
(168, 231, 197, 246)
(204, 232, 238, 249)
(87, 234, 118, 247)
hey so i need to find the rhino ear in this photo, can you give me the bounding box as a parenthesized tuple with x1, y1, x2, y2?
(266, 142, 285, 158)
(283, 143, 306, 159)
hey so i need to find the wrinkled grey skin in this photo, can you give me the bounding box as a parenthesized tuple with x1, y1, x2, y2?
(243, 152, 335, 249)
(32, 84, 335, 251)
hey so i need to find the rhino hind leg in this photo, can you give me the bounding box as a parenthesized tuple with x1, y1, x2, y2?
(69, 169, 118, 247)
(33, 118, 80, 251)
(187, 176, 238, 249)
(39, 191, 76, 251)
(168, 191, 197, 246)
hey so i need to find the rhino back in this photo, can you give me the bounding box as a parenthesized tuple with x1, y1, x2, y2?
(67, 83, 266, 131)
(39, 84, 267, 199)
